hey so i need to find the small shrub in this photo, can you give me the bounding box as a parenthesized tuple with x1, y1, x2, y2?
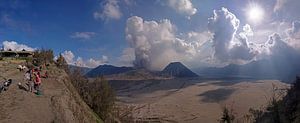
(220, 106, 235, 123)
(69, 68, 116, 122)
(249, 76, 300, 123)
(88, 77, 116, 122)
(56, 54, 69, 73)
(33, 49, 54, 66)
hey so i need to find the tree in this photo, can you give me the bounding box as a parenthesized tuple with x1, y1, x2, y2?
(33, 49, 54, 66)
(88, 77, 116, 122)
(283, 76, 300, 123)
(69, 68, 87, 95)
(68, 68, 117, 122)
(56, 54, 69, 73)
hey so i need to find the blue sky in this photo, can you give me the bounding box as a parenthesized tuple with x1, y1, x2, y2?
(0, 0, 299, 69)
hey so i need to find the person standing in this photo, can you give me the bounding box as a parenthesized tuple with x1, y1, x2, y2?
(24, 71, 32, 92)
(34, 72, 42, 95)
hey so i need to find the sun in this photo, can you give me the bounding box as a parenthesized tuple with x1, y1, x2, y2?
(247, 4, 264, 24)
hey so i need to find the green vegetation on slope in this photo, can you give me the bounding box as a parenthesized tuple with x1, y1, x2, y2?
(251, 77, 300, 123)
(220, 77, 300, 123)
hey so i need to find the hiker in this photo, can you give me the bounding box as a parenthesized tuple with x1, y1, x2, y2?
(33, 72, 42, 94)
(37, 71, 41, 78)
(39, 65, 43, 71)
(42, 71, 48, 78)
(24, 71, 33, 92)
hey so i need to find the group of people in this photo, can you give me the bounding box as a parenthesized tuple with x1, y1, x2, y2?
(23, 67, 48, 94)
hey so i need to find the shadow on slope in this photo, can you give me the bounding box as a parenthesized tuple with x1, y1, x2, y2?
(110, 77, 253, 100)
(198, 88, 236, 103)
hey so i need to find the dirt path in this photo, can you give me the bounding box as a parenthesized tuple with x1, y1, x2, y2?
(0, 62, 100, 123)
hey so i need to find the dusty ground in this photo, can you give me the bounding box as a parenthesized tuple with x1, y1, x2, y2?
(0, 61, 100, 123)
(114, 78, 289, 123)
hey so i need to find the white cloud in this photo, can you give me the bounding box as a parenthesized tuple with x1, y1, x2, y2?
(166, 0, 197, 17)
(102, 55, 108, 62)
(264, 33, 299, 57)
(75, 57, 85, 67)
(2, 41, 35, 51)
(186, 31, 212, 46)
(286, 21, 300, 50)
(208, 7, 239, 62)
(207, 8, 262, 64)
(84, 56, 108, 68)
(94, 0, 122, 20)
(70, 32, 96, 40)
(61, 50, 108, 68)
(274, 0, 287, 12)
(287, 21, 300, 39)
(61, 50, 75, 64)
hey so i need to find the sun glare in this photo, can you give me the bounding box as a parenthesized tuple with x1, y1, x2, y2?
(247, 4, 264, 24)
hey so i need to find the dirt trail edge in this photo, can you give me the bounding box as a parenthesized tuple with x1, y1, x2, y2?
(0, 62, 102, 123)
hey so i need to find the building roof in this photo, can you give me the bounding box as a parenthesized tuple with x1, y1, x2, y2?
(0, 51, 34, 54)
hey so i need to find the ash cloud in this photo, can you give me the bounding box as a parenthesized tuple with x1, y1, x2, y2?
(125, 16, 197, 70)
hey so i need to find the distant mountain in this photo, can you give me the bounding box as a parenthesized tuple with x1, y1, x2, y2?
(68, 65, 93, 74)
(161, 62, 199, 78)
(105, 69, 166, 80)
(85, 64, 134, 77)
(194, 42, 300, 82)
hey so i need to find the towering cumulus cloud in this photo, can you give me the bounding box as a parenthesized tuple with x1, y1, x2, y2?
(286, 21, 300, 50)
(208, 7, 240, 61)
(208, 8, 257, 63)
(125, 16, 195, 70)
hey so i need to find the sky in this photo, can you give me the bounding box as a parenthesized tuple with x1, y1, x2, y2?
(0, 0, 299, 70)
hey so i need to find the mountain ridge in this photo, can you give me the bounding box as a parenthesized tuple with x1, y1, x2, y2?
(85, 64, 134, 77)
(161, 62, 199, 78)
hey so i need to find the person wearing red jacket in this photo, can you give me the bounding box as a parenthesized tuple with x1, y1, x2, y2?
(34, 72, 42, 95)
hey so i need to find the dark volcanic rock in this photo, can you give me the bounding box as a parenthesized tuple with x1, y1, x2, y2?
(161, 62, 198, 78)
